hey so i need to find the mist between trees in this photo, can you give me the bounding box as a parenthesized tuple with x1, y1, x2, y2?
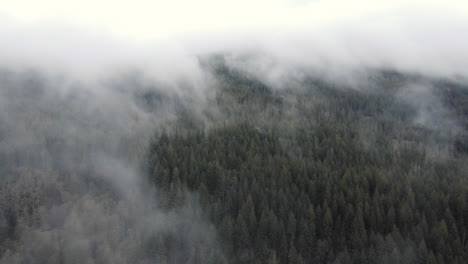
(0, 53, 467, 263)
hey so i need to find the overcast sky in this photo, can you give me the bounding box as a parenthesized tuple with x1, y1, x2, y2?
(1, 0, 467, 41)
(1, 0, 467, 78)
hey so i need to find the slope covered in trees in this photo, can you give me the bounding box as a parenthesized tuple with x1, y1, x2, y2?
(148, 66, 468, 263)
(1, 62, 467, 264)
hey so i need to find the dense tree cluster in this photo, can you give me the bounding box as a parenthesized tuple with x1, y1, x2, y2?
(0, 69, 226, 264)
(1, 64, 468, 263)
(148, 69, 468, 263)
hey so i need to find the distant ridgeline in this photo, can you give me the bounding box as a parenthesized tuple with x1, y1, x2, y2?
(148, 63, 468, 263)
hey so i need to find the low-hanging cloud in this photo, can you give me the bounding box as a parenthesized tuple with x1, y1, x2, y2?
(1, 0, 468, 82)
(0, 1, 467, 263)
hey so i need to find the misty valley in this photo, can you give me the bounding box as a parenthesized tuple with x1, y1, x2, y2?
(1, 56, 468, 264)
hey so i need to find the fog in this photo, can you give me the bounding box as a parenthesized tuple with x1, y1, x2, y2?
(1, 0, 468, 80)
(0, 0, 467, 263)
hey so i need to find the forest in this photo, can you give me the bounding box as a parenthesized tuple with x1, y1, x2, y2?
(1, 0, 467, 263)
(1, 58, 468, 263)
(147, 63, 468, 263)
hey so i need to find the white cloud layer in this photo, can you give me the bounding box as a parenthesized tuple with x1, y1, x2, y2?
(0, 0, 467, 79)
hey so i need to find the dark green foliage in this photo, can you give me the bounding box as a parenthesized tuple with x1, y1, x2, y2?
(2, 65, 468, 263)
(148, 73, 468, 263)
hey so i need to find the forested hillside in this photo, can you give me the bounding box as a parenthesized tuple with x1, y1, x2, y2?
(1, 1, 468, 263)
(0, 59, 467, 264)
(148, 64, 468, 263)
